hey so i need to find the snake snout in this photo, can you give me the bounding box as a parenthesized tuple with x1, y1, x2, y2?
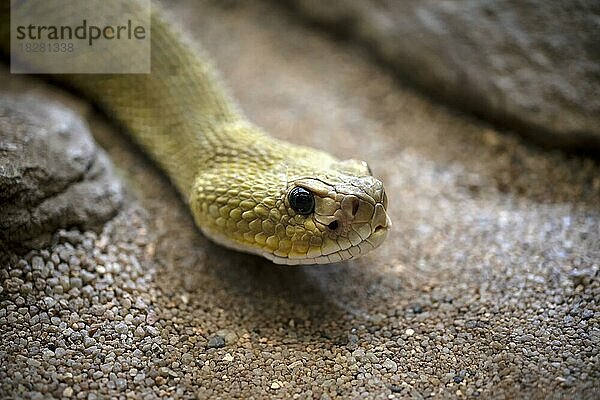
(326, 191, 391, 239)
(372, 203, 391, 231)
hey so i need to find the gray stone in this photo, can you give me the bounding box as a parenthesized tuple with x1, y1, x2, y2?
(286, 0, 600, 149)
(206, 335, 226, 349)
(134, 326, 145, 338)
(382, 358, 398, 372)
(114, 323, 128, 334)
(0, 93, 123, 250)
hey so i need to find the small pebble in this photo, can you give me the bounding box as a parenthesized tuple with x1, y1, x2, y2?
(134, 326, 145, 338)
(115, 322, 128, 334)
(207, 335, 226, 349)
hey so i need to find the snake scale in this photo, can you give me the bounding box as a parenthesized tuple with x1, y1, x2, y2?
(0, 0, 391, 265)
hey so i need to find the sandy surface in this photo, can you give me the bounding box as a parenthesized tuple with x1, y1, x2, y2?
(1, 1, 599, 398)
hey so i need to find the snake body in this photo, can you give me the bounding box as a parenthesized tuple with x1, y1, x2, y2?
(1, 1, 390, 264)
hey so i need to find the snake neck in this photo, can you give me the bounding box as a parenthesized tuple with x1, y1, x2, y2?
(75, 10, 253, 199)
(1, 4, 250, 199)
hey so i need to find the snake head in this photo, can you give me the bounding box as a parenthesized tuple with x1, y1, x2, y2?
(190, 134, 391, 265)
(279, 163, 391, 264)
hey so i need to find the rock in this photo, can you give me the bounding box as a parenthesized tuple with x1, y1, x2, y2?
(207, 335, 226, 349)
(0, 93, 123, 250)
(114, 323, 128, 334)
(285, 0, 600, 149)
(216, 329, 238, 344)
(134, 326, 145, 338)
(382, 358, 398, 372)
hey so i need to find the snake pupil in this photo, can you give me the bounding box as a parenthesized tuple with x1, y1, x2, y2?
(289, 187, 315, 215)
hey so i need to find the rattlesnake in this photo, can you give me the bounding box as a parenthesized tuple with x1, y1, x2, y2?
(0, 0, 390, 264)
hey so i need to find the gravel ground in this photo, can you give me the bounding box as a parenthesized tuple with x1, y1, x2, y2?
(1, 1, 599, 399)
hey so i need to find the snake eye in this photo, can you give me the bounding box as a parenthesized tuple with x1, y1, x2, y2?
(288, 187, 315, 215)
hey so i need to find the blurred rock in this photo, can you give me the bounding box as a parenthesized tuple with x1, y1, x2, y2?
(285, 0, 600, 149)
(0, 93, 123, 250)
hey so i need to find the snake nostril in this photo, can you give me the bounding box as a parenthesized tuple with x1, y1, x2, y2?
(374, 225, 385, 234)
(328, 220, 339, 230)
(351, 198, 360, 216)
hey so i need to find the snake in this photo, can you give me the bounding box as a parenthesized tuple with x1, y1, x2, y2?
(0, 0, 391, 265)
